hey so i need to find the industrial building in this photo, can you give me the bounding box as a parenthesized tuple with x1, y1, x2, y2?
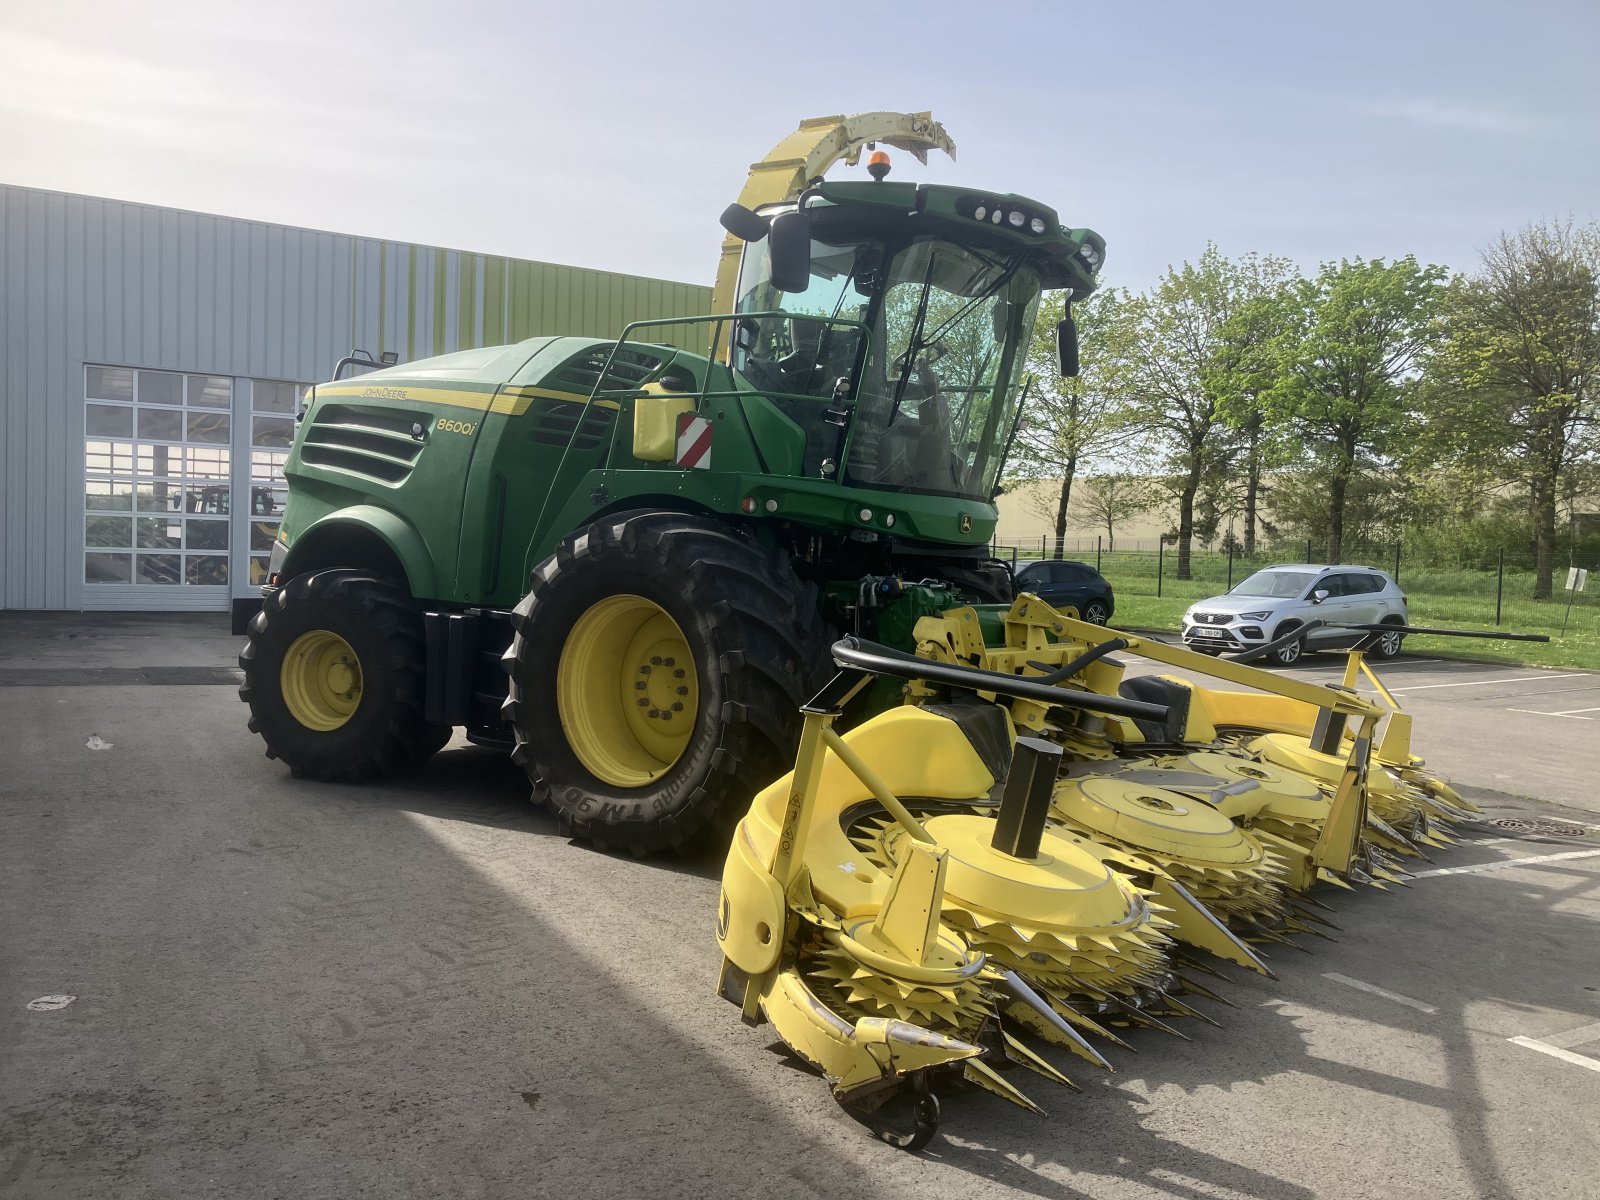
(0, 184, 710, 614)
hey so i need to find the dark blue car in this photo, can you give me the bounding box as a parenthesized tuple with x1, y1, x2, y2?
(1011, 559, 1115, 624)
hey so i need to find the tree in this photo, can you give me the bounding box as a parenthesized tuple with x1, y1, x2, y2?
(1105, 246, 1294, 578)
(1423, 221, 1600, 597)
(1267, 256, 1447, 562)
(1009, 289, 1134, 557)
(1078, 472, 1155, 549)
(1210, 280, 1300, 555)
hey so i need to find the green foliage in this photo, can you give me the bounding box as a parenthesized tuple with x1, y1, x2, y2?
(1264, 255, 1448, 558)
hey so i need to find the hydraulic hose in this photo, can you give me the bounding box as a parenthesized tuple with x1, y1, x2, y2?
(829, 636, 1171, 723)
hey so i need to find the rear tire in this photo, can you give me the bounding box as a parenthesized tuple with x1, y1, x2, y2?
(1083, 599, 1109, 625)
(240, 570, 433, 781)
(1371, 618, 1406, 660)
(503, 511, 834, 857)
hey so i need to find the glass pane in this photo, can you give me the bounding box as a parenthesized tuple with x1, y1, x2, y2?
(85, 441, 138, 475)
(186, 555, 229, 585)
(250, 555, 272, 585)
(252, 416, 295, 448)
(136, 516, 183, 549)
(86, 366, 134, 402)
(187, 411, 230, 445)
(250, 520, 279, 552)
(135, 482, 181, 512)
(251, 450, 288, 482)
(178, 485, 230, 515)
(85, 515, 133, 548)
(136, 554, 182, 585)
(142, 443, 180, 477)
(137, 408, 184, 442)
(188, 519, 228, 550)
(253, 380, 297, 413)
(85, 552, 133, 583)
(185, 446, 230, 480)
(187, 375, 232, 409)
(85, 478, 134, 511)
(138, 370, 182, 406)
(249, 485, 287, 516)
(86, 403, 134, 437)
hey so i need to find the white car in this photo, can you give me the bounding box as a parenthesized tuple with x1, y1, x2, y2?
(1181, 564, 1409, 666)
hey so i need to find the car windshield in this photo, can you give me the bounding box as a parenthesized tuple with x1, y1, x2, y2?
(1231, 569, 1316, 599)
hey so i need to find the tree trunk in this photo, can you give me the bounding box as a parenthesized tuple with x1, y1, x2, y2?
(1243, 424, 1261, 557)
(1053, 457, 1077, 559)
(1327, 435, 1357, 563)
(1327, 469, 1347, 564)
(1177, 461, 1201, 580)
(1531, 476, 1557, 600)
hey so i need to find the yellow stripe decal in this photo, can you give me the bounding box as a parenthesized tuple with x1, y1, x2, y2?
(312, 382, 613, 418)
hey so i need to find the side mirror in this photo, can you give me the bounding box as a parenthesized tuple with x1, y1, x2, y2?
(1312, 589, 1330, 604)
(719, 203, 769, 243)
(1057, 310, 1080, 377)
(768, 210, 812, 293)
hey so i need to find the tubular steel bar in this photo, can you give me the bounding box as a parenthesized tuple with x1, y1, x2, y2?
(830, 637, 1172, 722)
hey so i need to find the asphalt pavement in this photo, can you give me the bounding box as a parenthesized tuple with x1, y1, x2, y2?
(3, 614, 1598, 1199)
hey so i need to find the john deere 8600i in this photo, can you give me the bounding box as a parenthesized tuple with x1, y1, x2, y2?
(240, 113, 1105, 855)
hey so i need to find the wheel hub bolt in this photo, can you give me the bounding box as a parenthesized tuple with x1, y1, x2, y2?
(637, 698, 649, 707)
(650, 656, 663, 665)
(663, 657, 675, 667)
(648, 709, 660, 718)
(671, 702, 683, 711)
(676, 686, 688, 696)
(635, 681, 647, 690)
(673, 669, 685, 679)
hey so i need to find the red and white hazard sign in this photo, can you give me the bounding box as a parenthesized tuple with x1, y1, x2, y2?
(676, 413, 712, 469)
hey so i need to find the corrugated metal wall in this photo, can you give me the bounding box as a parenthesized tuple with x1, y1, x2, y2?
(0, 184, 712, 611)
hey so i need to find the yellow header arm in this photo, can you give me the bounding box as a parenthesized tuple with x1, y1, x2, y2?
(710, 111, 958, 320)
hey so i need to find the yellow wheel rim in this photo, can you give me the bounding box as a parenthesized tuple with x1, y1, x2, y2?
(280, 630, 363, 732)
(556, 595, 699, 788)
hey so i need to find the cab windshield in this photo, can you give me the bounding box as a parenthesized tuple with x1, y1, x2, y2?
(732, 229, 1042, 500)
(847, 239, 1040, 500)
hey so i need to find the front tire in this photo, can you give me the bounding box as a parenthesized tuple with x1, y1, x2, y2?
(503, 511, 834, 857)
(1083, 599, 1109, 625)
(1269, 622, 1306, 667)
(240, 570, 433, 780)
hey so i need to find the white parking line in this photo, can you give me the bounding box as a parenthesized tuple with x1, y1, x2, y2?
(1411, 848, 1600, 878)
(1387, 673, 1587, 692)
(1323, 972, 1437, 1013)
(1508, 1037, 1600, 1074)
(1507, 708, 1596, 720)
(1549, 706, 1600, 716)
(1540, 1020, 1600, 1050)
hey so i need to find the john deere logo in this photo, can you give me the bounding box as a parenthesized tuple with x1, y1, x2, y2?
(959, 513, 973, 533)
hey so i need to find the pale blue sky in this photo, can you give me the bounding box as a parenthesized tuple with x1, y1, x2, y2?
(2, 0, 1595, 293)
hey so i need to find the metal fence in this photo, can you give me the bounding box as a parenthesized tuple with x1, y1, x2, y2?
(992, 536, 1596, 629)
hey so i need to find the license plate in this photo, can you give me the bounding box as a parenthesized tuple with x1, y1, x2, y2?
(1192, 627, 1224, 638)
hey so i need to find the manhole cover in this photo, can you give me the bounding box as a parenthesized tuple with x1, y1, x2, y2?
(1485, 817, 1595, 838)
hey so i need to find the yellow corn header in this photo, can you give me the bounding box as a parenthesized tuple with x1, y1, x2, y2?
(715, 596, 1526, 1149)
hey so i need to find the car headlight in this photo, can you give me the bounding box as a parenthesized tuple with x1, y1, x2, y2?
(1241, 610, 1272, 620)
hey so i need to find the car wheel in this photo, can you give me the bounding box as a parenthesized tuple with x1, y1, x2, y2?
(1372, 618, 1406, 660)
(1269, 623, 1305, 667)
(1083, 600, 1109, 625)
